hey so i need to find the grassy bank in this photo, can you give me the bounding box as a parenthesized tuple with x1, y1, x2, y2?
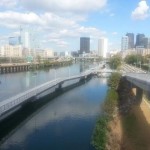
(91, 73, 121, 150)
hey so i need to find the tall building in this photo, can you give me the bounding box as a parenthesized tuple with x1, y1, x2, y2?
(126, 33, 134, 49)
(9, 36, 21, 46)
(136, 34, 145, 47)
(98, 38, 108, 58)
(121, 36, 129, 51)
(20, 27, 39, 50)
(143, 37, 149, 48)
(80, 37, 90, 54)
(148, 38, 150, 49)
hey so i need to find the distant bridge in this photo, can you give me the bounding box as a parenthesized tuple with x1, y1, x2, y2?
(125, 73, 150, 92)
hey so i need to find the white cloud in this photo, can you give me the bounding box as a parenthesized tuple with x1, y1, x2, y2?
(0, 11, 106, 50)
(0, 11, 77, 29)
(132, 0, 150, 20)
(0, 0, 17, 8)
(112, 32, 118, 35)
(21, 0, 107, 13)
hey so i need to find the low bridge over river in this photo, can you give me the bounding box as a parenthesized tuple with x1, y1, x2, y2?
(0, 70, 95, 121)
(0, 67, 115, 121)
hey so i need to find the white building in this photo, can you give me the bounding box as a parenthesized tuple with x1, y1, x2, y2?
(98, 38, 108, 58)
(121, 36, 129, 51)
(20, 29, 30, 49)
(44, 49, 54, 58)
(1, 45, 23, 58)
(20, 27, 38, 50)
(136, 47, 150, 56)
(0, 47, 5, 57)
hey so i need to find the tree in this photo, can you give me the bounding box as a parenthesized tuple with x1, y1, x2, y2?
(37, 55, 41, 64)
(109, 55, 122, 69)
(107, 72, 121, 90)
(124, 54, 144, 65)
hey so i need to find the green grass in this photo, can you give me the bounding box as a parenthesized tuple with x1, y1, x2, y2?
(122, 113, 138, 139)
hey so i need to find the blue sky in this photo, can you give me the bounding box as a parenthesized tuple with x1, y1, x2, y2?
(0, 0, 150, 52)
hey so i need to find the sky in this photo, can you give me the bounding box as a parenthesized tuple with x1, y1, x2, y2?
(0, 0, 150, 52)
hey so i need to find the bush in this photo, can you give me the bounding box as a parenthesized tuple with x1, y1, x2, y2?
(107, 72, 121, 90)
(91, 116, 109, 150)
(109, 55, 122, 69)
(103, 89, 118, 116)
(91, 73, 120, 150)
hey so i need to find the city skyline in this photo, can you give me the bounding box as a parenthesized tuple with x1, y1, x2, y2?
(0, 0, 150, 52)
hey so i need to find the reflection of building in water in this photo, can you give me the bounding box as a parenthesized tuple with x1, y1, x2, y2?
(100, 78, 107, 84)
(80, 63, 84, 72)
(25, 72, 31, 88)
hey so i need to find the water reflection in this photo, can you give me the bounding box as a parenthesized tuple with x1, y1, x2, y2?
(0, 78, 108, 150)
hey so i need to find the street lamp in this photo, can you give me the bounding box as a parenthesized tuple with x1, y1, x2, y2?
(54, 68, 56, 79)
(68, 66, 70, 78)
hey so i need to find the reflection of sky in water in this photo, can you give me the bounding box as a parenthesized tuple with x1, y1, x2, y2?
(0, 78, 108, 150)
(0, 63, 98, 101)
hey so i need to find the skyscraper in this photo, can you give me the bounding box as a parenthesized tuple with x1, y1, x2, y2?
(98, 38, 108, 58)
(121, 36, 129, 51)
(143, 37, 149, 48)
(126, 33, 134, 49)
(80, 37, 90, 54)
(136, 34, 145, 47)
(9, 37, 21, 46)
(20, 27, 31, 49)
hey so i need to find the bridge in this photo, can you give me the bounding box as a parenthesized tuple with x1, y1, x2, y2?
(0, 70, 95, 121)
(125, 73, 150, 92)
(0, 67, 115, 121)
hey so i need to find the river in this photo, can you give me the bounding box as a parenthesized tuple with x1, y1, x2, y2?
(0, 63, 108, 150)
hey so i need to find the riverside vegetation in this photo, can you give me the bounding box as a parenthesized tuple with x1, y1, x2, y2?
(91, 72, 121, 150)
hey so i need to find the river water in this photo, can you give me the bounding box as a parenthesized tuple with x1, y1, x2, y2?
(0, 63, 108, 150)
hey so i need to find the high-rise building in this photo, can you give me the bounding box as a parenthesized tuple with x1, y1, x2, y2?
(126, 33, 134, 49)
(98, 38, 108, 58)
(80, 37, 90, 54)
(136, 34, 145, 47)
(121, 36, 129, 51)
(9, 36, 21, 46)
(143, 37, 149, 49)
(20, 27, 39, 50)
(148, 38, 150, 49)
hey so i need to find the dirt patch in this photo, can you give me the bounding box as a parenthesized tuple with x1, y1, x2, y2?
(106, 114, 122, 150)
(102, 77, 150, 150)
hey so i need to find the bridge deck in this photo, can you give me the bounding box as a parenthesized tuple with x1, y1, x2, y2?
(0, 70, 93, 117)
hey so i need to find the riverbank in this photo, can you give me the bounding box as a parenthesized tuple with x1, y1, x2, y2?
(91, 73, 121, 150)
(91, 73, 150, 150)
(0, 59, 73, 74)
(106, 77, 150, 150)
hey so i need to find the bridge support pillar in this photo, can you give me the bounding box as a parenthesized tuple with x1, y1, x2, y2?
(136, 87, 143, 103)
(55, 83, 63, 92)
